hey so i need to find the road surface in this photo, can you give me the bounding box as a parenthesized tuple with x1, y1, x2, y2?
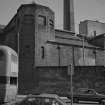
(73, 101, 100, 105)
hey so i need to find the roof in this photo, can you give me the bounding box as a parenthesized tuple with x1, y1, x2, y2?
(55, 29, 81, 41)
(47, 40, 103, 50)
(25, 94, 67, 105)
(4, 3, 54, 33)
(88, 33, 105, 48)
(17, 3, 54, 14)
(54, 29, 104, 50)
(80, 20, 105, 24)
(27, 93, 60, 98)
(3, 14, 17, 33)
(90, 33, 105, 40)
(48, 36, 103, 50)
(39, 93, 60, 98)
(55, 29, 75, 35)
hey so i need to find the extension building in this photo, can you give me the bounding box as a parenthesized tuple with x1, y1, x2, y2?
(79, 20, 105, 38)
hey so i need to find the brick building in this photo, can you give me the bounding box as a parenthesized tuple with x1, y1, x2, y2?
(1, 3, 105, 94)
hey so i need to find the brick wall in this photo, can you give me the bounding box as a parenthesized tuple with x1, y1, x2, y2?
(74, 66, 105, 94)
(18, 14, 35, 94)
(35, 6, 55, 66)
(31, 66, 105, 95)
(96, 50, 105, 66)
(2, 3, 105, 95)
(4, 27, 17, 51)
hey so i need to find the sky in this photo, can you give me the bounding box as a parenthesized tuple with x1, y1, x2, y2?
(0, 0, 105, 33)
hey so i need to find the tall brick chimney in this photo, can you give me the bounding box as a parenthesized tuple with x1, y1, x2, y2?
(63, 0, 75, 32)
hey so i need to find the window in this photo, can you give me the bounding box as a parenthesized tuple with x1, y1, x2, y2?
(10, 77, 17, 85)
(49, 19, 54, 26)
(38, 15, 46, 25)
(49, 19, 54, 29)
(41, 46, 45, 59)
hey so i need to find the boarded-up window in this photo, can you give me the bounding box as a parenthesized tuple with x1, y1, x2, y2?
(38, 15, 46, 25)
(49, 19, 54, 27)
(41, 46, 45, 59)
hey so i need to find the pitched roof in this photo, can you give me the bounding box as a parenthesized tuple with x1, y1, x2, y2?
(88, 33, 105, 48)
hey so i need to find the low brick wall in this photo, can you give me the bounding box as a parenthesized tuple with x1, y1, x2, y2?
(32, 66, 105, 95)
(74, 66, 105, 94)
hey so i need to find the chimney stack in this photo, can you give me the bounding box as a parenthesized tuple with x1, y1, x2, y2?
(63, 0, 75, 32)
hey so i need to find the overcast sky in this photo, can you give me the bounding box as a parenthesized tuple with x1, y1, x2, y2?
(0, 0, 105, 33)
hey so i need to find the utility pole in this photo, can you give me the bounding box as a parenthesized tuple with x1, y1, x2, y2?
(77, 34, 85, 65)
(68, 64, 74, 105)
(82, 37, 85, 65)
(57, 45, 61, 71)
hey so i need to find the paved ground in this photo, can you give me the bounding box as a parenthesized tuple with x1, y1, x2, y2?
(74, 104, 99, 105)
(73, 101, 99, 105)
(2, 101, 100, 105)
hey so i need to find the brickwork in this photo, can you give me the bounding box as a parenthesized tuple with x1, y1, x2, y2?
(2, 3, 105, 95)
(18, 14, 35, 94)
(31, 66, 105, 95)
(4, 27, 17, 51)
(17, 4, 55, 94)
(4, 4, 105, 69)
(73, 66, 105, 94)
(96, 50, 105, 66)
(34, 6, 55, 66)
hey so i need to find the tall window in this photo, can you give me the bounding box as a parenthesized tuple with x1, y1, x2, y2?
(41, 46, 45, 59)
(49, 19, 54, 29)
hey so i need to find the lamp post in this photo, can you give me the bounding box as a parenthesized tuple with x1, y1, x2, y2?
(77, 34, 85, 65)
(68, 64, 74, 105)
(70, 64, 73, 105)
(57, 45, 61, 68)
(82, 37, 85, 65)
(18, 32, 19, 58)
